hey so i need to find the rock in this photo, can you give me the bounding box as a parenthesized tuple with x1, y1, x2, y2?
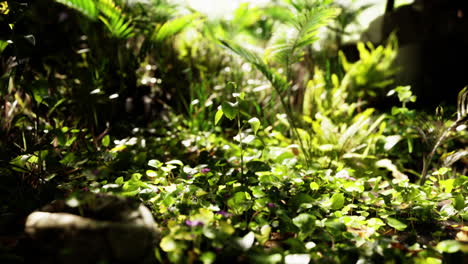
(24, 193, 159, 264)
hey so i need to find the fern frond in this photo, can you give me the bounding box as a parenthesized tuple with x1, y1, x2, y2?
(97, 0, 134, 38)
(153, 14, 199, 42)
(457, 87, 468, 121)
(264, 6, 295, 24)
(54, 0, 134, 38)
(55, 0, 98, 19)
(220, 40, 289, 93)
(265, 6, 335, 66)
(220, 39, 314, 162)
(285, 0, 333, 11)
(232, 3, 262, 30)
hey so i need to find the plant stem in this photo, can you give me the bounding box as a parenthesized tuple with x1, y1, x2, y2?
(237, 110, 244, 183)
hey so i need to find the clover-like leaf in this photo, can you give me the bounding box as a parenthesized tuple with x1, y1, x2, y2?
(148, 159, 163, 168)
(237, 231, 255, 251)
(330, 193, 345, 210)
(160, 236, 177, 252)
(293, 213, 316, 231)
(436, 240, 461, 253)
(221, 102, 238, 120)
(386, 217, 407, 231)
(248, 117, 261, 135)
(101, 135, 110, 147)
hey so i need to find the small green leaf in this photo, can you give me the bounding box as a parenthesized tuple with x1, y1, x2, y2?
(146, 170, 158, 177)
(309, 182, 319, 191)
(115, 177, 124, 185)
(436, 240, 461, 253)
(292, 213, 316, 231)
(325, 219, 346, 233)
(219, 222, 235, 235)
(330, 193, 345, 210)
(248, 117, 261, 135)
(237, 231, 255, 251)
(387, 217, 407, 231)
(258, 225, 272, 244)
(215, 109, 224, 125)
(131, 173, 142, 181)
(148, 159, 162, 168)
(200, 251, 216, 264)
(439, 179, 455, 193)
(166, 160, 183, 166)
(160, 236, 177, 252)
(343, 182, 364, 193)
(0, 40, 9, 54)
(102, 135, 110, 147)
(367, 218, 385, 230)
(419, 257, 442, 264)
(163, 195, 176, 207)
(221, 102, 238, 120)
(227, 192, 252, 215)
(121, 189, 140, 197)
(454, 193, 465, 211)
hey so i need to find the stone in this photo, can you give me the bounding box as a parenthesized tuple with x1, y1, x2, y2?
(24, 193, 159, 264)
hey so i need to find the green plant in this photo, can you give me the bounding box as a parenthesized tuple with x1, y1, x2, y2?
(339, 37, 398, 102)
(54, 0, 134, 38)
(220, 1, 337, 166)
(215, 82, 262, 185)
(2, 1, 468, 263)
(420, 87, 468, 184)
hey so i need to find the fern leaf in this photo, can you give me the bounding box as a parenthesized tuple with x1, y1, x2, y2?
(97, 0, 134, 38)
(264, 6, 295, 24)
(265, 6, 336, 66)
(55, 0, 133, 38)
(220, 40, 289, 93)
(153, 14, 199, 42)
(55, 0, 98, 19)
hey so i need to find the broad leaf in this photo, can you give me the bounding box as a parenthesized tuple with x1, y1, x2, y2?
(292, 213, 316, 231)
(436, 240, 461, 253)
(386, 217, 407, 231)
(248, 117, 261, 135)
(330, 193, 345, 210)
(221, 102, 238, 120)
(160, 236, 177, 252)
(101, 135, 110, 147)
(236, 231, 255, 251)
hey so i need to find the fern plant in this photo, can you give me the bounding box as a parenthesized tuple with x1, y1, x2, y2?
(220, 1, 336, 165)
(265, 2, 336, 81)
(302, 68, 385, 170)
(339, 37, 399, 101)
(54, 0, 134, 38)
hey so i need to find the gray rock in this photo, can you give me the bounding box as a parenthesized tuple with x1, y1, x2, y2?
(25, 193, 159, 264)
